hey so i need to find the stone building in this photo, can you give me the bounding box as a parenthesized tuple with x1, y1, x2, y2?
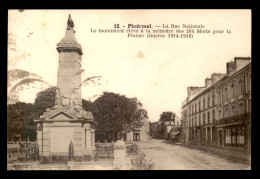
(124, 98, 150, 142)
(164, 121, 175, 140)
(150, 113, 179, 140)
(34, 15, 97, 161)
(187, 73, 225, 145)
(181, 57, 251, 151)
(180, 99, 189, 144)
(214, 57, 251, 150)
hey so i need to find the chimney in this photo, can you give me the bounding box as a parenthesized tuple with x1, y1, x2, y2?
(205, 77, 213, 88)
(226, 61, 236, 74)
(187, 86, 205, 100)
(211, 73, 225, 84)
(234, 57, 251, 70)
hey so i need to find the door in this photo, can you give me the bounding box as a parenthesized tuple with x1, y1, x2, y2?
(133, 133, 140, 141)
(219, 130, 223, 146)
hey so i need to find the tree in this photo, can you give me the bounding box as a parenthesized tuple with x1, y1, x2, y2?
(82, 99, 94, 112)
(7, 102, 37, 141)
(34, 87, 56, 109)
(7, 87, 57, 142)
(7, 102, 26, 141)
(159, 111, 175, 122)
(92, 92, 143, 142)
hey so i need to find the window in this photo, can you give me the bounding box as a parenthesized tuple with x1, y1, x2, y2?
(207, 111, 210, 124)
(198, 115, 201, 125)
(203, 99, 206, 110)
(231, 106, 235, 116)
(239, 103, 244, 114)
(212, 94, 215, 106)
(231, 83, 235, 98)
(199, 101, 201, 111)
(212, 110, 215, 122)
(225, 128, 232, 144)
(239, 79, 243, 94)
(224, 87, 228, 102)
(225, 106, 229, 117)
(232, 128, 236, 144)
(237, 127, 245, 145)
(203, 113, 206, 125)
(218, 91, 221, 105)
(208, 95, 210, 108)
(195, 116, 197, 126)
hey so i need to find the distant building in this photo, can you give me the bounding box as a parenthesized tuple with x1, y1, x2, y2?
(164, 121, 175, 140)
(150, 122, 159, 139)
(169, 126, 181, 142)
(150, 113, 180, 140)
(181, 57, 251, 151)
(124, 98, 150, 142)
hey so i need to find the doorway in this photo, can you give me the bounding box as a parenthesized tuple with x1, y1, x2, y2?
(133, 133, 140, 141)
(219, 130, 223, 146)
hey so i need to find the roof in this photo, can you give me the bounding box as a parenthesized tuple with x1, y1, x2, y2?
(170, 126, 180, 133)
(36, 106, 97, 124)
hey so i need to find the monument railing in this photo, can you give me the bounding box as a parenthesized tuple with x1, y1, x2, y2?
(94, 141, 138, 160)
(94, 142, 114, 159)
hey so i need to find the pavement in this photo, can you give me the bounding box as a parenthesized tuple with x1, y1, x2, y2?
(135, 139, 251, 170)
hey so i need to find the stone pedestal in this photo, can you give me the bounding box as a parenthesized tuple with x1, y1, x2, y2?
(113, 139, 128, 170)
(32, 161, 40, 168)
(67, 161, 74, 167)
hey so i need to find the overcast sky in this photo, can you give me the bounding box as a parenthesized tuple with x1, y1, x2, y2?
(8, 9, 251, 122)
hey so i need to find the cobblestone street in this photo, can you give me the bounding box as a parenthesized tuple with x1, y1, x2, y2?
(136, 139, 250, 170)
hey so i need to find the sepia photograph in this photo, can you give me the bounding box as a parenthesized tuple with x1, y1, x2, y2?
(7, 9, 251, 170)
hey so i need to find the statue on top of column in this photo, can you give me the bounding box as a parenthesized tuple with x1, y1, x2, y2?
(67, 14, 74, 30)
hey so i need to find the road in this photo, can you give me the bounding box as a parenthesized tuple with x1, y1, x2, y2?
(135, 139, 250, 170)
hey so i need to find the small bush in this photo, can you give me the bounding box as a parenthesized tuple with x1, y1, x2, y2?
(128, 144, 138, 153)
(84, 155, 91, 161)
(131, 151, 155, 170)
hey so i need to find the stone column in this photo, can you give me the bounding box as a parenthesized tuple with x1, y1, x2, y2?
(93, 129, 95, 149)
(210, 127, 212, 141)
(205, 127, 208, 141)
(37, 123, 43, 155)
(42, 125, 51, 160)
(86, 128, 91, 149)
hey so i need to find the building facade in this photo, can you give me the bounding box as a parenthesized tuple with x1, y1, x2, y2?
(181, 57, 251, 151)
(181, 99, 189, 144)
(214, 58, 251, 150)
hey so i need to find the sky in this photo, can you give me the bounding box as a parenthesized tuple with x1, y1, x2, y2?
(8, 9, 251, 122)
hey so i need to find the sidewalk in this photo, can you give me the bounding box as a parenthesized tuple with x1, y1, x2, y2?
(183, 143, 250, 165)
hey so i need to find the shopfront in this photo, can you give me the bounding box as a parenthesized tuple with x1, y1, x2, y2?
(216, 113, 250, 149)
